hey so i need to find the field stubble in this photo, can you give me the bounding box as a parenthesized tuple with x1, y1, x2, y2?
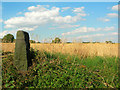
(1, 43, 118, 57)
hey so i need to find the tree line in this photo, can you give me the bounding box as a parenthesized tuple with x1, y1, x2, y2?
(1, 33, 115, 44)
(1, 34, 62, 43)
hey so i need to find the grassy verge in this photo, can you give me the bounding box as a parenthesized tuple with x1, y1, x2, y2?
(2, 48, 120, 88)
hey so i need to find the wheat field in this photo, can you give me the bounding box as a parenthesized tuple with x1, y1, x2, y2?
(1, 43, 119, 57)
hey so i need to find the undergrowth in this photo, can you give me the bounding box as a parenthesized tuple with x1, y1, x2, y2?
(2, 48, 120, 88)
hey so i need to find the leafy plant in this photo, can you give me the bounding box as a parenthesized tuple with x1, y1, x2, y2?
(2, 49, 120, 88)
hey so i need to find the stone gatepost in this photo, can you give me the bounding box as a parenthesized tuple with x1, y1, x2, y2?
(14, 30, 31, 71)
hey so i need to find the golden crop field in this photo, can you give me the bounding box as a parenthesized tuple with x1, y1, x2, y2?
(1, 43, 119, 57)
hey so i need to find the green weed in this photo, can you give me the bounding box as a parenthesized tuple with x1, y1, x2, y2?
(2, 49, 120, 88)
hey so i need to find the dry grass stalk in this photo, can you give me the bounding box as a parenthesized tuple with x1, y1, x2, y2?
(1, 43, 118, 57)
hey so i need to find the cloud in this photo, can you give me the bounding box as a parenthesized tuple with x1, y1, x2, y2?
(62, 26, 115, 36)
(0, 31, 8, 38)
(76, 32, 118, 39)
(108, 32, 118, 35)
(28, 5, 49, 11)
(98, 5, 118, 22)
(112, 5, 119, 11)
(104, 27, 115, 31)
(107, 13, 118, 18)
(98, 18, 110, 22)
(0, 19, 3, 22)
(0, 30, 17, 38)
(4, 5, 86, 31)
(61, 7, 70, 12)
(49, 24, 80, 29)
(76, 34, 105, 39)
(4, 6, 60, 29)
(17, 12, 22, 15)
(18, 26, 38, 31)
(72, 7, 85, 13)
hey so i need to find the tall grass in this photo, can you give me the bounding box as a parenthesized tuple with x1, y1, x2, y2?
(2, 43, 118, 57)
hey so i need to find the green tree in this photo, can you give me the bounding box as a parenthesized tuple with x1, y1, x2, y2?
(105, 41, 112, 44)
(52, 37, 61, 43)
(37, 41, 40, 43)
(30, 40, 36, 43)
(2, 34, 14, 43)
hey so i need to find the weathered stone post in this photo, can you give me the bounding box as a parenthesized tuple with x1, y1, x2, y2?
(14, 30, 31, 71)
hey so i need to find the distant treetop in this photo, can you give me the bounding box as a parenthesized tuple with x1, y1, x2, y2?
(52, 37, 61, 43)
(2, 34, 14, 43)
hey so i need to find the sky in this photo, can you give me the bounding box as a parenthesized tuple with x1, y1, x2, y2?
(1, 0, 120, 2)
(0, 2, 119, 43)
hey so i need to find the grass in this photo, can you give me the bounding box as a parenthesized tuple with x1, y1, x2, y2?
(2, 48, 120, 88)
(1, 43, 118, 57)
